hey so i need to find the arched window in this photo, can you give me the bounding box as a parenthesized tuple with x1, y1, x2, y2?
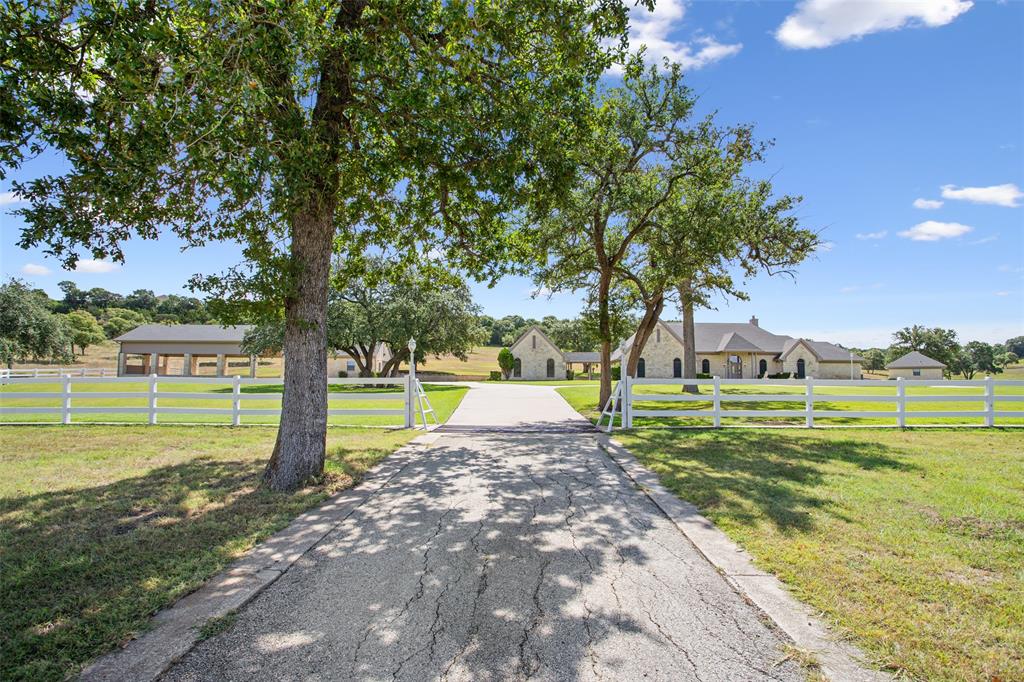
(673, 358, 682, 378)
(637, 358, 646, 378)
(701, 358, 710, 374)
(513, 357, 522, 378)
(796, 358, 806, 379)
(759, 359, 768, 377)
(546, 358, 555, 378)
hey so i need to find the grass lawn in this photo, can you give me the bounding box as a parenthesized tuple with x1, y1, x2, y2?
(407, 345, 502, 377)
(607, 428, 1024, 681)
(0, 382, 467, 427)
(557, 381, 1024, 427)
(0, 425, 418, 681)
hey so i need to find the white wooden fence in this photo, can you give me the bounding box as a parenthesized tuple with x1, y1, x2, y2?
(0, 374, 437, 428)
(599, 376, 1024, 431)
(0, 367, 117, 379)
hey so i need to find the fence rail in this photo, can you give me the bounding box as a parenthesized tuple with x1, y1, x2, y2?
(599, 376, 1024, 431)
(1, 367, 117, 379)
(0, 374, 436, 428)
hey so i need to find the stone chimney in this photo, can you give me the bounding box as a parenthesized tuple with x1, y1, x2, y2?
(749, 315, 759, 327)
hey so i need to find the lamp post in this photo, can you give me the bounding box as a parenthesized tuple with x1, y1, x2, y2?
(850, 350, 855, 380)
(408, 338, 417, 384)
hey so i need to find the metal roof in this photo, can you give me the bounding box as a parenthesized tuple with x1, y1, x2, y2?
(564, 352, 601, 363)
(885, 350, 946, 369)
(115, 324, 253, 343)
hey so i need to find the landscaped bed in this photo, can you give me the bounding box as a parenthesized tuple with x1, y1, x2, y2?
(0, 425, 424, 681)
(557, 390, 1023, 680)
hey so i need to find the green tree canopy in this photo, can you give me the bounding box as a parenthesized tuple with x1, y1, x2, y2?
(63, 309, 106, 355)
(887, 325, 960, 371)
(3, 0, 637, 489)
(0, 279, 72, 368)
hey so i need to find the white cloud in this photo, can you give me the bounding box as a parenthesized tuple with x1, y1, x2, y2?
(898, 220, 973, 241)
(940, 183, 1023, 207)
(913, 198, 943, 210)
(21, 263, 51, 276)
(995, 291, 1011, 297)
(997, 264, 1023, 273)
(776, 0, 973, 49)
(74, 259, 120, 273)
(620, 0, 742, 71)
(814, 240, 835, 253)
(0, 191, 26, 206)
(855, 230, 887, 240)
(968, 235, 998, 245)
(840, 283, 883, 294)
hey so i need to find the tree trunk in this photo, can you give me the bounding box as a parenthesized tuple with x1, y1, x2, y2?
(262, 209, 334, 491)
(625, 296, 665, 378)
(597, 269, 613, 409)
(678, 281, 698, 394)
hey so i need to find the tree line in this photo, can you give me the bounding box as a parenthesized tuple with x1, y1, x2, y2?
(856, 326, 1022, 380)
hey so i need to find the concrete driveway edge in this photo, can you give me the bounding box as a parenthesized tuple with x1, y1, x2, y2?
(599, 436, 892, 682)
(77, 433, 440, 682)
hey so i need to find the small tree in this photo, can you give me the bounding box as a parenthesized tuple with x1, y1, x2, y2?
(101, 308, 150, 339)
(861, 348, 886, 372)
(0, 279, 72, 367)
(64, 310, 106, 355)
(498, 348, 514, 379)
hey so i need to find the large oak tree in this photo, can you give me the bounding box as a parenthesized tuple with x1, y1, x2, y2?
(1, 0, 636, 489)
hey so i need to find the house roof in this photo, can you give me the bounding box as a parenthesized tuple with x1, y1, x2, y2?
(885, 350, 946, 369)
(615, 320, 862, 362)
(564, 351, 601, 363)
(781, 338, 863, 363)
(115, 324, 253, 343)
(509, 325, 563, 357)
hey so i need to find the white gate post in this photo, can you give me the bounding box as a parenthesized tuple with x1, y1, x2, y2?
(404, 374, 415, 428)
(62, 375, 72, 425)
(712, 376, 721, 428)
(896, 377, 906, 428)
(622, 374, 633, 428)
(148, 373, 159, 425)
(805, 376, 814, 428)
(232, 375, 242, 426)
(984, 375, 994, 427)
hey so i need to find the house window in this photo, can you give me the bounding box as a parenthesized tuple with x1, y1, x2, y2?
(796, 358, 806, 379)
(546, 358, 555, 378)
(673, 358, 682, 378)
(913, 369, 921, 377)
(759, 359, 767, 377)
(701, 358, 710, 374)
(513, 358, 522, 378)
(346, 360, 356, 372)
(637, 358, 646, 378)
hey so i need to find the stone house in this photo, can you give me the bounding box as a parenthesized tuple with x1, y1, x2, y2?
(885, 351, 945, 380)
(508, 326, 567, 380)
(612, 317, 863, 379)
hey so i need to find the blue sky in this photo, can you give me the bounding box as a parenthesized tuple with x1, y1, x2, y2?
(2, 0, 1022, 347)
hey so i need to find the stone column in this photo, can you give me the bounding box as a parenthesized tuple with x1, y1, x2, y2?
(148, 353, 158, 376)
(183, 353, 192, 377)
(215, 354, 226, 377)
(118, 352, 127, 377)
(249, 355, 257, 378)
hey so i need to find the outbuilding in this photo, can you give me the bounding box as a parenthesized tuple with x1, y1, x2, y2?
(885, 351, 946, 380)
(115, 324, 258, 377)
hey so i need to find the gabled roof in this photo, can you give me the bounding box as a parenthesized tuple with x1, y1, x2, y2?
(564, 351, 601, 363)
(509, 325, 564, 358)
(716, 331, 762, 353)
(618, 321, 792, 355)
(885, 350, 945, 369)
(780, 338, 862, 362)
(115, 324, 253, 343)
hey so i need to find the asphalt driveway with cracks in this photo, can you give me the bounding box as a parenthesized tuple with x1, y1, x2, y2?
(162, 385, 803, 681)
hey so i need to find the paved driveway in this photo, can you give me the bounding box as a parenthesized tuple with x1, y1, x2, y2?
(163, 385, 800, 681)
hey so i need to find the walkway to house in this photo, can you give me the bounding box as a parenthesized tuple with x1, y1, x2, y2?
(163, 384, 802, 681)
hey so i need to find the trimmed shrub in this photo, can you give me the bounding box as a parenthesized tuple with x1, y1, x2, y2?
(611, 366, 621, 380)
(695, 373, 712, 379)
(565, 369, 575, 380)
(767, 372, 792, 379)
(488, 370, 502, 381)
(338, 370, 349, 378)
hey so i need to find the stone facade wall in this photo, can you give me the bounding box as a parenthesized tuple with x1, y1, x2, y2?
(511, 331, 566, 380)
(781, 343, 862, 379)
(887, 367, 943, 380)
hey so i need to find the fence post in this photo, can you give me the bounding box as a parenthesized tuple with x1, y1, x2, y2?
(33, 368, 39, 378)
(896, 377, 905, 428)
(712, 376, 721, 428)
(984, 375, 994, 427)
(148, 373, 158, 425)
(622, 375, 632, 428)
(232, 375, 242, 426)
(805, 376, 814, 428)
(62, 375, 72, 425)
(404, 374, 415, 428)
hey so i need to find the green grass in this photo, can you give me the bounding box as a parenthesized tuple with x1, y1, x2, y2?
(606, 428, 1024, 681)
(0, 425, 417, 681)
(557, 381, 1024, 427)
(0, 382, 467, 427)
